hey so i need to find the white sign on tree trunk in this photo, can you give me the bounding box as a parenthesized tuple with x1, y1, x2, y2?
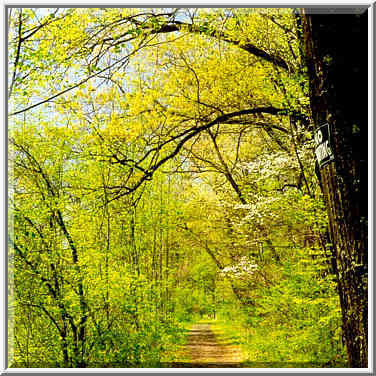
(314, 123, 334, 168)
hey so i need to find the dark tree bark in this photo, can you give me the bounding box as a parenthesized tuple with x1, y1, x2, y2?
(301, 9, 368, 367)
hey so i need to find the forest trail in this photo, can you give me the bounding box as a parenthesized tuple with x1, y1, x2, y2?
(170, 321, 245, 368)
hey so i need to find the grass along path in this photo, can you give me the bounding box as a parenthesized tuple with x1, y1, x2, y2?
(169, 320, 245, 368)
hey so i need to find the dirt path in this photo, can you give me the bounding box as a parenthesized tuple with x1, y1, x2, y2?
(171, 322, 244, 368)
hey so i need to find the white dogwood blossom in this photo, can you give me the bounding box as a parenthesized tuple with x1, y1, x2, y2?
(221, 256, 258, 278)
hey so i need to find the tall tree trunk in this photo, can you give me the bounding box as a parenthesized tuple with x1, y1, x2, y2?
(301, 9, 368, 367)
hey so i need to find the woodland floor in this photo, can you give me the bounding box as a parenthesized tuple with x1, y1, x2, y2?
(168, 321, 245, 368)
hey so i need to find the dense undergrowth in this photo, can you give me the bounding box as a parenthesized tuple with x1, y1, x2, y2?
(213, 250, 347, 367)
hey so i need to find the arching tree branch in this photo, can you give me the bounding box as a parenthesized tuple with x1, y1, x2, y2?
(108, 106, 286, 202)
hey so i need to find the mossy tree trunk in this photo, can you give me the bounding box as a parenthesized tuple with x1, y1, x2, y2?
(301, 10, 368, 367)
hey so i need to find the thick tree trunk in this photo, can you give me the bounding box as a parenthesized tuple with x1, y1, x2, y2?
(301, 10, 368, 367)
